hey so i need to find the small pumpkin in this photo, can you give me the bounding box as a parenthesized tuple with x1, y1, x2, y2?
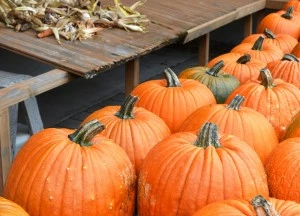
(284, 110, 300, 139)
(130, 68, 216, 133)
(0, 197, 29, 216)
(4, 120, 136, 216)
(193, 195, 300, 215)
(178, 60, 240, 103)
(138, 122, 269, 216)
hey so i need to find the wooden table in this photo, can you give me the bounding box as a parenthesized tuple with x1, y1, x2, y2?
(0, 0, 266, 193)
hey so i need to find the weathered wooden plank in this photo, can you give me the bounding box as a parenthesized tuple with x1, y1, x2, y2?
(265, 0, 287, 9)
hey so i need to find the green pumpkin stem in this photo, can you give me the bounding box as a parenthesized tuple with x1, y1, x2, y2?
(68, 120, 105, 147)
(164, 68, 181, 87)
(236, 54, 251, 64)
(263, 28, 276, 39)
(251, 195, 280, 216)
(252, 36, 264, 51)
(260, 68, 275, 89)
(281, 6, 294, 20)
(194, 122, 221, 148)
(226, 94, 245, 110)
(115, 94, 138, 119)
(282, 53, 300, 62)
(206, 60, 225, 76)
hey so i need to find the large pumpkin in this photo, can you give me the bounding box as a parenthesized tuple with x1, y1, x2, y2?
(138, 122, 269, 216)
(193, 195, 300, 215)
(178, 60, 240, 103)
(265, 137, 300, 203)
(0, 197, 29, 216)
(4, 120, 136, 216)
(130, 68, 216, 133)
(226, 68, 300, 141)
(284, 110, 300, 139)
(80, 94, 171, 175)
(179, 95, 278, 164)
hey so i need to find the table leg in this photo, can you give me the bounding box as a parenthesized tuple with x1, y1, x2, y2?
(199, 33, 210, 66)
(125, 58, 140, 96)
(244, 14, 253, 37)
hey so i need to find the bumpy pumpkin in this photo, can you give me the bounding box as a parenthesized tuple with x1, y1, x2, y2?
(80, 94, 171, 175)
(265, 137, 300, 203)
(179, 95, 278, 164)
(207, 53, 266, 84)
(4, 120, 136, 216)
(178, 60, 240, 103)
(226, 68, 300, 141)
(130, 68, 216, 133)
(284, 110, 300, 139)
(0, 197, 29, 216)
(230, 36, 284, 63)
(138, 122, 269, 216)
(193, 195, 300, 215)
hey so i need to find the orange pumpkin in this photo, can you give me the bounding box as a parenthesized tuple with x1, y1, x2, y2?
(193, 195, 300, 215)
(179, 95, 278, 164)
(291, 41, 300, 58)
(130, 68, 216, 133)
(0, 197, 29, 215)
(226, 68, 300, 141)
(80, 94, 171, 175)
(284, 110, 300, 139)
(207, 53, 266, 84)
(4, 120, 136, 216)
(138, 122, 269, 216)
(283, 0, 300, 13)
(242, 28, 298, 54)
(265, 137, 300, 203)
(230, 36, 284, 63)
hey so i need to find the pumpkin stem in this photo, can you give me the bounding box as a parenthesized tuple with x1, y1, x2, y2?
(194, 122, 221, 148)
(68, 120, 105, 147)
(236, 54, 251, 64)
(260, 68, 275, 89)
(263, 28, 276, 39)
(252, 36, 264, 51)
(206, 60, 225, 76)
(164, 68, 181, 87)
(115, 94, 138, 119)
(282, 53, 300, 62)
(226, 94, 245, 110)
(281, 6, 294, 20)
(252, 195, 280, 216)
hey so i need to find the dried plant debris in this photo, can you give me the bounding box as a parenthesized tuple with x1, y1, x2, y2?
(0, 0, 150, 44)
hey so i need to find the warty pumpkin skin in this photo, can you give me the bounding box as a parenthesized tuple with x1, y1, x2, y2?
(138, 123, 269, 216)
(179, 95, 278, 164)
(265, 137, 300, 203)
(80, 94, 171, 175)
(0, 197, 29, 216)
(3, 120, 136, 216)
(130, 68, 216, 133)
(193, 195, 300, 216)
(284, 110, 300, 139)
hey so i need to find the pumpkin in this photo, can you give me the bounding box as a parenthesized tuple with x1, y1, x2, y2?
(80, 94, 171, 175)
(207, 53, 266, 84)
(225, 68, 300, 141)
(291, 41, 300, 58)
(230, 36, 284, 63)
(0, 197, 29, 216)
(138, 122, 269, 215)
(284, 110, 300, 139)
(178, 60, 240, 103)
(283, 0, 300, 13)
(3, 120, 136, 216)
(265, 137, 300, 203)
(193, 195, 300, 215)
(257, 7, 300, 39)
(130, 68, 216, 133)
(179, 95, 278, 164)
(266, 53, 300, 88)
(242, 28, 298, 54)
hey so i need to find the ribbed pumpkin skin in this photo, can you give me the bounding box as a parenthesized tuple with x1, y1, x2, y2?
(81, 106, 171, 174)
(207, 53, 266, 84)
(225, 79, 300, 141)
(3, 128, 136, 216)
(179, 103, 278, 164)
(292, 42, 300, 58)
(138, 131, 269, 216)
(283, 0, 300, 13)
(0, 197, 29, 216)
(265, 137, 300, 203)
(193, 197, 300, 215)
(284, 111, 300, 139)
(131, 79, 216, 133)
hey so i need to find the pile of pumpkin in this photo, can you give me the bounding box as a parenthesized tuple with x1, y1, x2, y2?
(3, 0, 300, 215)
